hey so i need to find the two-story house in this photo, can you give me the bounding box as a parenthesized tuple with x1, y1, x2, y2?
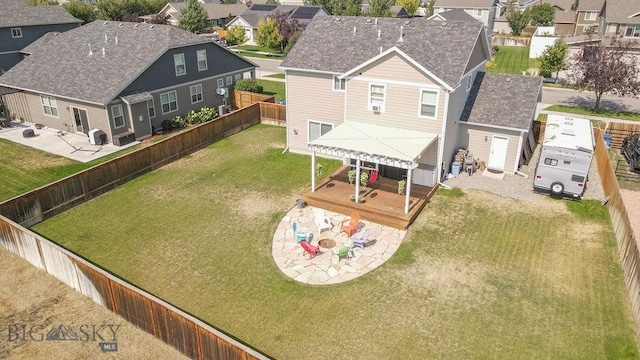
(0, 21, 257, 145)
(0, 0, 81, 71)
(598, 0, 640, 38)
(574, 0, 604, 35)
(145, 2, 248, 28)
(434, 0, 498, 32)
(280, 16, 541, 209)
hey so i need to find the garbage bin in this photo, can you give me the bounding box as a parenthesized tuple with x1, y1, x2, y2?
(296, 199, 307, 209)
(451, 162, 462, 176)
(603, 133, 613, 149)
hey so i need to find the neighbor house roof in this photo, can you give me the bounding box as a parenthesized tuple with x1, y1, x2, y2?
(281, 16, 486, 90)
(602, 0, 640, 24)
(234, 4, 325, 28)
(361, 5, 408, 17)
(554, 10, 577, 23)
(20, 31, 61, 54)
(460, 72, 542, 130)
(0, 0, 81, 28)
(434, 0, 496, 8)
(542, 0, 575, 11)
(168, 2, 248, 21)
(429, 8, 480, 22)
(576, 0, 604, 11)
(0, 21, 212, 106)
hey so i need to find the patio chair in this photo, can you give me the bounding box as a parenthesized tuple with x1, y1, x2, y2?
(333, 246, 353, 260)
(351, 231, 369, 249)
(341, 212, 360, 237)
(292, 222, 311, 243)
(300, 241, 321, 259)
(313, 208, 332, 233)
(369, 170, 379, 189)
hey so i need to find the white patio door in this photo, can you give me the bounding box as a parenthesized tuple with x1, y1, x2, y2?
(487, 136, 509, 171)
(71, 107, 89, 135)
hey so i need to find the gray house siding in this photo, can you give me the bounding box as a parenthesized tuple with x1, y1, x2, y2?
(0, 23, 80, 71)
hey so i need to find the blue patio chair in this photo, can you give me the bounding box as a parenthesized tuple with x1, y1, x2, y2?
(292, 222, 311, 243)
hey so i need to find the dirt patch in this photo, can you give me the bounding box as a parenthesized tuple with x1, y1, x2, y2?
(18, 155, 73, 171)
(236, 192, 293, 218)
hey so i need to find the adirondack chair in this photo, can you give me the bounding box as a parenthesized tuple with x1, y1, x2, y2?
(333, 246, 353, 260)
(341, 212, 360, 237)
(313, 208, 332, 233)
(300, 241, 321, 259)
(351, 231, 369, 249)
(292, 222, 311, 243)
(369, 170, 379, 188)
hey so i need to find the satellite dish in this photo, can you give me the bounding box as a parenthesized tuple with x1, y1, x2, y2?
(216, 87, 226, 96)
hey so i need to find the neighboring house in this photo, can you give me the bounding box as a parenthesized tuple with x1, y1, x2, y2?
(553, 9, 577, 35)
(0, 21, 257, 145)
(0, 0, 81, 71)
(280, 16, 542, 195)
(599, 0, 640, 38)
(144, 2, 248, 28)
(226, 4, 328, 44)
(361, 5, 409, 18)
(574, 0, 604, 35)
(434, 0, 498, 31)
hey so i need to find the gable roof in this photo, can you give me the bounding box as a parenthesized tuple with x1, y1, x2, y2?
(554, 9, 577, 23)
(0, 0, 81, 28)
(576, 0, 604, 11)
(429, 8, 480, 22)
(460, 72, 542, 130)
(168, 2, 248, 21)
(602, 0, 640, 24)
(542, 0, 575, 11)
(0, 21, 212, 105)
(281, 16, 487, 90)
(234, 4, 325, 28)
(361, 5, 409, 17)
(434, 0, 496, 8)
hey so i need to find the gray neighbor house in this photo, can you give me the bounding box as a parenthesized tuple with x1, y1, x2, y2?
(0, 0, 82, 71)
(0, 21, 257, 145)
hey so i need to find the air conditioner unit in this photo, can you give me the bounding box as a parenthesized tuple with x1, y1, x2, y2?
(372, 105, 381, 112)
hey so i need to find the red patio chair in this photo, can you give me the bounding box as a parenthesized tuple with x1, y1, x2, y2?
(369, 170, 379, 188)
(300, 241, 321, 259)
(341, 212, 360, 237)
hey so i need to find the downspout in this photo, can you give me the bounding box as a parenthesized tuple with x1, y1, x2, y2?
(438, 90, 451, 183)
(284, 69, 290, 153)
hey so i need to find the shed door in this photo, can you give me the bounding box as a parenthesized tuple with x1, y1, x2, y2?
(488, 136, 509, 171)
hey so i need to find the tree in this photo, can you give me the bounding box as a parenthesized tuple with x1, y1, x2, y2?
(531, 3, 555, 26)
(148, 13, 168, 25)
(178, 0, 208, 33)
(506, 6, 531, 36)
(62, 1, 97, 24)
(265, 0, 281, 4)
(226, 26, 246, 46)
(283, 31, 301, 57)
(568, 36, 640, 110)
(539, 39, 567, 82)
(273, 10, 302, 50)
(26, 0, 57, 5)
(304, 0, 361, 16)
(367, 0, 394, 17)
(256, 18, 283, 50)
(426, 0, 436, 17)
(396, 0, 420, 17)
(96, 0, 166, 22)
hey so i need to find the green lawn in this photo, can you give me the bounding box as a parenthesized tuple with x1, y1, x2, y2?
(264, 73, 285, 79)
(488, 46, 539, 75)
(32, 125, 639, 360)
(258, 79, 285, 102)
(234, 44, 282, 54)
(545, 104, 640, 121)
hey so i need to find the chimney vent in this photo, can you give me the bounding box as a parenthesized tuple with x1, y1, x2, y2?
(397, 25, 404, 42)
(353, 26, 357, 35)
(374, 18, 378, 25)
(88, 43, 93, 56)
(102, 47, 106, 57)
(377, 29, 381, 38)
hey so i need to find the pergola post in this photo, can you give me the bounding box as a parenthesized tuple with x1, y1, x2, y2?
(354, 155, 361, 202)
(404, 168, 412, 214)
(311, 148, 316, 192)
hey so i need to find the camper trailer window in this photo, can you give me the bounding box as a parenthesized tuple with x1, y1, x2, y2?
(563, 160, 571, 165)
(544, 158, 558, 166)
(571, 175, 585, 182)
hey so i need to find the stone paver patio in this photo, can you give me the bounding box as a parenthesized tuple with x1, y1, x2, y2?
(272, 205, 407, 285)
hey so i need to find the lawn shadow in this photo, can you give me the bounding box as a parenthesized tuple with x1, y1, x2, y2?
(562, 95, 632, 112)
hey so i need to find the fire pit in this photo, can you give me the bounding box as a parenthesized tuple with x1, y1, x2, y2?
(318, 239, 336, 249)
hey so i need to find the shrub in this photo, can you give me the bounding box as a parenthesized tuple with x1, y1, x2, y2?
(539, 68, 552, 78)
(171, 107, 218, 128)
(234, 79, 263, 93)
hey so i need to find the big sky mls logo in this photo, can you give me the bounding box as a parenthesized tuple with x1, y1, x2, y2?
(6, 323, 120, 352)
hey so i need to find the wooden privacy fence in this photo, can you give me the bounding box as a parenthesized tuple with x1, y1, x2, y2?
(0, 103, 261, 226)
(232, 90, 274, 110)
(593, 128, 640, 345)
(258, 102, 286, 127)
(532, 120, 546, 142)
(0, 216, 268, 360)
(606, 122, 640, 149)
(491, 35, 531, 47)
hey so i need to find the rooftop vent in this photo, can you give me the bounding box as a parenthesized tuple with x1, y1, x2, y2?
(505, 76, 512, 82)
(397, 25, 404, 42)
(150, 25, 154, 29)
(377, 29, 381, 39)
(441, 21, 448, 27)
(561, 128, 576, 136)
(103, 21, 108, 26)
(88, 43, 93, 56)
(374, 18, 378, 25)
(118, 23, 123, 27)
(115, 36, 118, 45)
(104, 34, 108, 42)
(403, 20, 410, 26)
(102, 47, 106, 57)
(335, 18, 341, 23)
(366, 18, 372, 24)
(134, 23, 140, 28)
(353, 26, 357, 35)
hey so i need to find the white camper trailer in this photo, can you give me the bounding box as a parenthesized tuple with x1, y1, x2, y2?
(533, 115, 594, 198)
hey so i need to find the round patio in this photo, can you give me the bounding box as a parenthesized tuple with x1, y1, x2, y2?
(271, 205, 407, 285)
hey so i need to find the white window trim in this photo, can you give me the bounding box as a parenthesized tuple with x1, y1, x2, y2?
(472, 9, 482, 17)
(40, 95, 59, 118)
(111, 104, 125, 129)
(160, 90, 178, 115)
(147, 98, 156, 118)
(368, 83, 386, 112)
(235, 74, 242, 81)
(418, 88, 439, 119)
(226, 76, 233, 85)
(307, 120, 334, 143)
(584, 11, 597, 21)
(333, 75, 346, 91)
(174, 53, 186, 76)
(11, 28, 22, 38)
(190, 84, 203, 104)
(197, 49, 207, 71)
(217, 78, 224, 87)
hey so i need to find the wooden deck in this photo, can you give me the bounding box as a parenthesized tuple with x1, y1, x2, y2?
(303, 166, 438, 229)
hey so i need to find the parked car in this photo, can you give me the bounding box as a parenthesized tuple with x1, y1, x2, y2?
(621, 133, 640, 173)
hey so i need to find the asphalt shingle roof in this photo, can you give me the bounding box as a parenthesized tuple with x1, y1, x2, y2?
(460, 72, 542, 130)
(432, 8, 480, 22)
(434, 0, 496, 8)
(576, 0, 604, 11)
(603, 0, 640, 24)
(0, 0, 81, 28)
(238, 5, 323, 27)
(554, 10, 577, 23)
(542, 0, 576, 11)
(281, 16, 485, 89)
(170, 2, 248, 21)
(0, 21, 209, 105)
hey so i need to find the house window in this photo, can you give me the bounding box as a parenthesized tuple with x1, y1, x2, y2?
(333, 75, 346, 91)
(626, 25, 640, 37)
(226, 76, 233, 85)
(235, 74, 242, 81)
(111, 104, 125, 129)
(544, 158, 558, 166)
(160, 90, 178, 114)
(369, 84, 385, 111)
(40, 95, 58, 117)
(174, 53, 186, 76)
(11, 28, 22, 38)
(419, 89, 438, 118)
(217, 78, 224, 88)
(308, 121, 333, 142)
(147, 99, 155, 118)
(472, 9, 482, 17)
(190, 84, 203, 104)
(584, 11, 597, 21)
(197, 50, 207, 71)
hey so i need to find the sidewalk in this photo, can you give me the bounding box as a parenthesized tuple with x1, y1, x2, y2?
(536, 103, 640, 125)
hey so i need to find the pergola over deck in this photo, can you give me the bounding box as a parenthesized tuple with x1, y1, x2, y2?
(309, 121, 439, 214)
